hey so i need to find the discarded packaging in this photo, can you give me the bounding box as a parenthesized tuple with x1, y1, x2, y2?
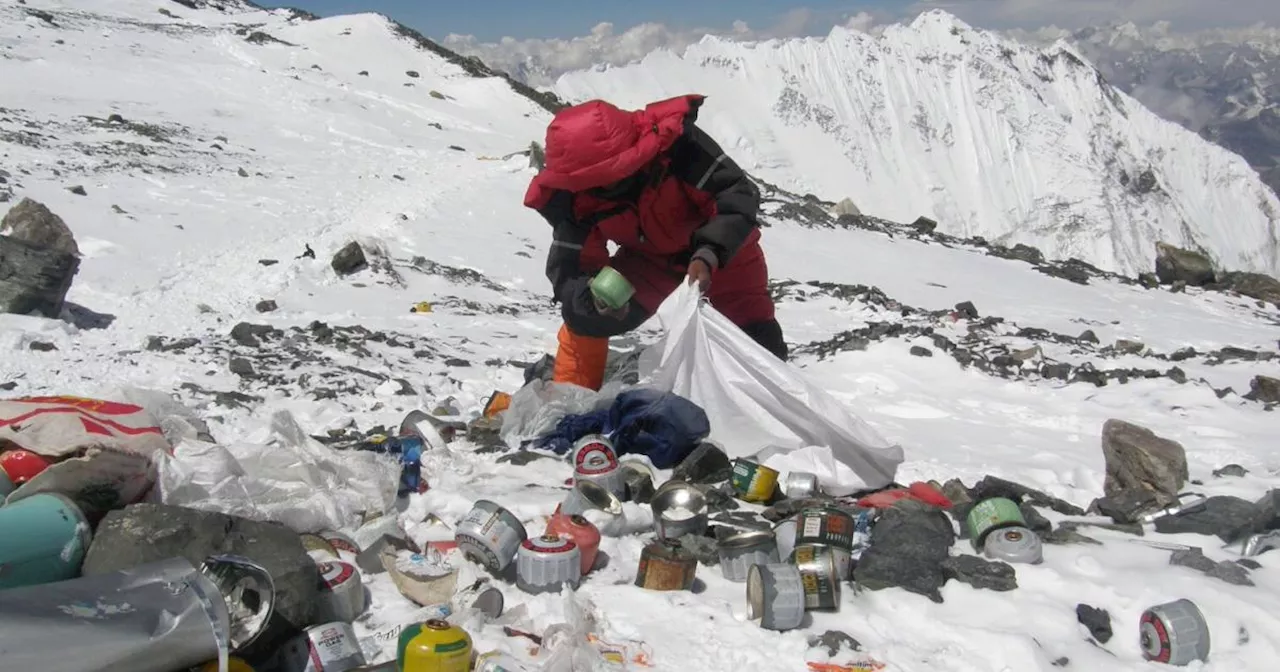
(719, 530, 780, 583)
(965, 497, 1026, 549)
(0, 448, 52, 486)
(1138, 493, 1208, 524)
(559, 479, 623, 517)
(1239, 530, 1280, 557)
(634, 538, 697, 591)
(0, 555, 273, 672)
(0, 491, 91, 589)
(791, 544, 842, 611)
(453, 578, 505, 619)
(457, 500, 528, 574)
(730, 458, 779, 502)
(197, 554, 277, 651)
(651, 480, 709, 540)
(316, 560, 367, 624)
(383, 547, 459, 608)
(483, 391, 512, 419)
(1140, 599, 1210, 666)
(302, 533, 340, 562)
(321, 529, 361, 562)
(516, 534, 582, 595)
(572, 435, 626, 499)
(278, 621, 367, 672)
(747, 563, 805, 631)
(399, 619, 473, 672)
(475, 651, 532, 671)
(545, 512, 601, 574)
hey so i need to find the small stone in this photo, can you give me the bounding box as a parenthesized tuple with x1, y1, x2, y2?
(27, 341, 56, 352)
(229, 357, 255, 376)
(1077, 329, 1100, 344)
(622, 465, 655, 504)
(1169, 547, 1255, 586)
(672, 442, 732, 484)
(675, 533, 719, 566)
(1213, 464, 1249, 478)
(1167, 366, 1187, 384)
(443, 357, 471, 367)
(258, 259, 278, 266)
(1152, 496, 1269, 542)
(330, 241, 367, 276)
(0, 382, 16, 391)
(392, 378, 416, 396)
(237, 167, 249, 177)
(67, 185, 86, 196)
(954, 301, 979, 318)
(466, 416, 505, 450)
(941, 554, 1018, 591)
(1100, 419, 1188, 507)
(1114, 339, 1145, 355)
(808, 630, 862, 656)
(1018, 504, 1052, 535)
(1245, 375, 1280, 404)
(909, 345, 933, 357)
(1076, 604, 1112, 644)
(405, 70, 419, 78)
(230, 321, 273, 348)
(255, 299, 278, 313)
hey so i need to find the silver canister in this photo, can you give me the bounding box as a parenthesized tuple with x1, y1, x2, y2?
(571, 435, 626, 499)
(651, 480, 709, 540)
(453, 578, 505, 620)
(783, 472, 820, 499)
(456, 499, 529, 573)
(1139, 599, 1211, 666)
(746, 563, 806, 631)
(515, 534, 582, 595)
(0, 557, 234, 672)
(773, 517, 799, 561)
(559, 480, 623, 517)
(278, 621, 368, 672)
(315, 560, 367, 624)
(982, 526, 1043, 564)
(719, 530, 781, 582)
(789, 544, 842, 611)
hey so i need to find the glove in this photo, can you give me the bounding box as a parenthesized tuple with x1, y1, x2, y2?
(593, 295, 630, 320)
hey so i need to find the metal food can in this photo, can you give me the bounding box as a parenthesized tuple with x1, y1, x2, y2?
(455, 500, 528, 573)
(965, 497, 1026, 549)
(773, 517, 799, 561)
(790, 542, 852, 581)
(746, 563, 805, 631)
(718, 530, 780, 583)
(572, 436, 625, 500)
(516, 534, 581, 595)
(398, 619, 473, 672)
(790, 544, 842, 611)
(1139, 599, 1211, 666)
(783, 472, 819, 499)
(544, 513, 601, 575)
(315, 561, 366, 624)
(321, 530, 361, 563)
(302, 533, 340, 562)
(452, 578, 505, 620)
(475, 651, 532, 672)
(634, 539, 697, 591)
(654, 506, 708, 541)
(559, 479, 622, 517)
(982, 526, 1043, 564)
(730, 458, 778, 503)
(795, 507, 857, 550)
(279, 621, 367, 672)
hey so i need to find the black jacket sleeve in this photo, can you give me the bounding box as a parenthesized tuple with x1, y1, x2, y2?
(670, 120, 762, 268)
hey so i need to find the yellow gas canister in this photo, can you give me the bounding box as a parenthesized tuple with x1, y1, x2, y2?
(397, 619, 473, 672)
(194, 657, 254, 672)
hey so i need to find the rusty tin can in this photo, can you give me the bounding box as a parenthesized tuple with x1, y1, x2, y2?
(790, 544, 842, 611)
(634, 539, 697, 591)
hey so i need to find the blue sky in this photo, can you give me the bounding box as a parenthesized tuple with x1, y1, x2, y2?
(279, 0, 903, 40)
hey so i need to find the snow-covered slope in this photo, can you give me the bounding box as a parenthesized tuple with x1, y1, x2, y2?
(553, 11, 1280, 279)
(3, 2, 1280, 671)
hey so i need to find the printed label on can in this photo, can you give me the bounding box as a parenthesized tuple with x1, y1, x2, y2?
(457, 533, 502, 569)
(797, 508, 855, 549)
(574, 445, 619, 476)
(323, 534, 360, 555)
(318, 561, 355, 588)
(791, 545, 840, 610)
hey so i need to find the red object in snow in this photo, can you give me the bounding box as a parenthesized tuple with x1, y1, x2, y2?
(856, 481, 952, 509)
(0, 449, 52, 485)
(545, 512, 601, 575)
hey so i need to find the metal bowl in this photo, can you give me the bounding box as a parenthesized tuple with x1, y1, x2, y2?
(650, 480, 707, 521)
(199, 554, 276, 652)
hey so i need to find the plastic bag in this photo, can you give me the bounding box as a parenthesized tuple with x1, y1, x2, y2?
(499, 379, 622, 450)
(641, 283, 904, 495)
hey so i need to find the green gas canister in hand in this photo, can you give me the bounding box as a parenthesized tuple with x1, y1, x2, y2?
(589, 267, 634, 311)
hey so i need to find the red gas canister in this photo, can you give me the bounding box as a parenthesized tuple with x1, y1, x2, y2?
(544, 512, 600, 575)
(0, 450, 52, 486)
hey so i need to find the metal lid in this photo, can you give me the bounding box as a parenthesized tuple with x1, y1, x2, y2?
(199, 554, 276, 652)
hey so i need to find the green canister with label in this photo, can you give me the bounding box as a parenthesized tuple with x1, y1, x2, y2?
(965, 497, 1026, 550)
(589, 267, 635, 311)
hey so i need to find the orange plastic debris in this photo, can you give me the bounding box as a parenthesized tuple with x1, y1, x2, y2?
(856, 481, 952, 509)
(483, 391, 512, 418)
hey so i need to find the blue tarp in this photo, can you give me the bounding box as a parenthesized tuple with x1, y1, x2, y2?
(535, 387, 710, 468)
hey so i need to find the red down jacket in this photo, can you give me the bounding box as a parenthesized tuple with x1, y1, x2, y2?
(523, 94, 774, 338)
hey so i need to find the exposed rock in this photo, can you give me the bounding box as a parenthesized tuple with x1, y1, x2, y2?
(1152, 496, 1269, 542)
(1113, 339, 1145, 355)
(1213, 464, 1249, 478)
(1244, 375, 1280, 404)
(255, 299, 278, 313)
(1154, 242, 1215, 286)
(28, 341, 56, 352)
(942, 554, 1017, 591)
(622, 464, 655, 504)
(1076, 604, 1113, 644)
(808, 630, 862, 656)
(1090, 489, 1160, 524)
(82, 503, 320, 660)
(1138, 273, 1159, 289)
(1018, 504, 1053, 536)
(66, 185, 86, 196)
(0, 234, 80, 318)
(1077, 329, 1100, 344)
(229, 357, 255, 377)
(1100, 419, 1188, 507)
(954, 301, 979, 318)
(910, 216, 937, 234)
(331, 241, 367, 275)
(672, 442, 733, 485)
(909, 345, 933, 357)
(528, 141, 545, 171)
(230, 321, 276, 348)
(833, 197, 861, 217)
(1, 198, 80, 256)
(405, 70, 419, 78)
(853, 505, 956, 603)
(1169, 547, 1254, 586)
(969, 475, 1086, 516)
(761, 496, 831, 523)
(1217, 271, 1280, 304)
(466, 416, 504, 450)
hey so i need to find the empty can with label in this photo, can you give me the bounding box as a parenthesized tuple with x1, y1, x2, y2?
(746, 563, 805, 631)
(455, 500, 528, 574)
(398, 619, 473, 672)
(315, 561, 366, 624)
(965, 497, 1026, 550)
(279, 621, 367, 672)
(790, 544, 842, 611)
(730, 458, 779, 503)
(321, 530, 361, 563)
(634, 539, 697, 591)
(572, 436, 625, 500)
(516, 534, 581, 595)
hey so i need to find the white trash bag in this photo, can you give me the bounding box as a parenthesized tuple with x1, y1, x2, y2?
(641, 282, 904, 495)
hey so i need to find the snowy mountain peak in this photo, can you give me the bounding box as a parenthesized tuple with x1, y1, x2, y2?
(554, 11, 1280, 278)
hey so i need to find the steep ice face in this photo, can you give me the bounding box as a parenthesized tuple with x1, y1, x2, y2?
(554, 10, 1280, 278)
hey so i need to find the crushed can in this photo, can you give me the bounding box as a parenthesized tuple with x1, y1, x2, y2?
(0, 491, 92, 589)
(0, 556, 273, 672)
(398, 619, 473, 672)
(718, 530, 780, 583)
